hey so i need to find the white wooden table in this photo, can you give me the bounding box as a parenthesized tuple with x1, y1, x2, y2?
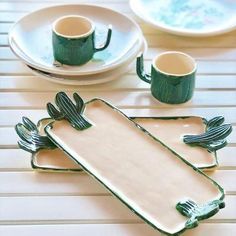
(0, 0, 236, 235)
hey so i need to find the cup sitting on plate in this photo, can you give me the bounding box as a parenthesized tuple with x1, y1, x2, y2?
(136, 51, 197, 104)
(52, 15, 112, 66)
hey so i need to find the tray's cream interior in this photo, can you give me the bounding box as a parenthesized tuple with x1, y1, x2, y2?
(134, 118, 215, 169)
(34, 149, 79, 170)
(34, 119, 79, 170)
(46, 100, 222, 234)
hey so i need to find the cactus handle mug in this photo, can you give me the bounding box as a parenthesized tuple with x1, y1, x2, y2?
(136, 51, 197, 104)
(52, 15, 112, 66)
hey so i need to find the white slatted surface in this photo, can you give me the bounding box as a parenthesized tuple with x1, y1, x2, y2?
(0, 0, 236, 235)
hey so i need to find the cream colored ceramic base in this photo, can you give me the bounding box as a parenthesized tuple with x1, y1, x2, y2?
(45, 99, 224, 235)
(33, 148, 79, 171)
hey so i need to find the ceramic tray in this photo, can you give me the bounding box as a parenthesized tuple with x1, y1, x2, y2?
(41, 92, 224, 235)
(130, 0, 236, 37)
(134, 116, 232, 170)
(27, 38, 147, 85)
(16, 114, 231, 172)
(9, 4, 143, 76)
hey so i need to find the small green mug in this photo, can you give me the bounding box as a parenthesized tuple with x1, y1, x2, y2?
(52, 15, 112, 66)
(136, 51, 197, 104)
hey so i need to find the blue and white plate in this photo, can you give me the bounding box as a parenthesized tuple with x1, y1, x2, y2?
(130, 0, 236, 37)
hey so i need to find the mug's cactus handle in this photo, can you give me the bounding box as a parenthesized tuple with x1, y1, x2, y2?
(94, 24, 112, 52)
(136, 54, 152, 84)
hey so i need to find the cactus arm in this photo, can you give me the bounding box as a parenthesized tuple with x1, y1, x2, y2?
(47, 92, 92, 130)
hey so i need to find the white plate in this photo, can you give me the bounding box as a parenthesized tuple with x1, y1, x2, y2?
(28, 38, 147, 85)
(9, 4, 143, 76)
(130, 0, 236, 37)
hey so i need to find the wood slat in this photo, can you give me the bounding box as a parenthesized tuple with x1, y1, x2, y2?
(0, 12, 26, 23)
(0, 195, 235, 222)
(0, 149, 31, 170)
(0, 48, 15, 60)
(0, 172, 106, 195)
(0, 35, 8, 46)
(0, 195, 137, 222)
(0, 75, 236, 92)
(0, 223, 236, 236)
(0, 91, 236, 109)
(0, 169, 235, 195)
(0, 23, 12, 34)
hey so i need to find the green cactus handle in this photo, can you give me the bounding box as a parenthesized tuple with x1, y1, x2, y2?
(206, 116, 225, 129)
(136, 54, 152, 84)
(94, 24, 112, 52)
(183, 122, 232, 151)
(15, 117, 56, 153)
(176, 199, 225, 229)
(47, 92, 92, 131)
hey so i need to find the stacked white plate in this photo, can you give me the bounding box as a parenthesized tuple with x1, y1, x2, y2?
(9, 4, 146, 85)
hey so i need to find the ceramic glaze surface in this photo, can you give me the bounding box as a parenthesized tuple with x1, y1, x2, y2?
(135, 117, 216, 169)
(130, 0, 236, 36)
(45, 99, 223, 235)
(136, 53, 196, 104)
(33, 149, 79, 170)
(53, 32, 95, 65)
(150, 65, 195, 104)
(52, 15, 112, 66)
(9, 4, 142, 75)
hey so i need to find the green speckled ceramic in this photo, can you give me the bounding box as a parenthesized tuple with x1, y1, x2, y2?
(137, 51, 197, 104)
(52, 15, 112, 66)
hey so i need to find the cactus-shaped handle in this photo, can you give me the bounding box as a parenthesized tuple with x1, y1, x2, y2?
(176, 199, 225, 229)
(206, 116, 225, 129)
(15, 117, 56, 153)
(136, 54, 152, 84)
(183, 116, 232, 151)
(47, 92, 92, 130)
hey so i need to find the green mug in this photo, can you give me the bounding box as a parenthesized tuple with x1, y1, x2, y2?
(136, 51, 197, 104)
(52, 15, 112, 66)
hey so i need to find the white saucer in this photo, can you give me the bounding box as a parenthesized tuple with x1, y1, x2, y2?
(130, 0, 236, 37)
(9, 4, 143, 76)
(28, 38, 147, 85)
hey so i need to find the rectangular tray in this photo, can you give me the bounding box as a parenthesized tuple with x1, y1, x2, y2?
(42, 92, 224, 235)
(16, 115, 231, 172)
